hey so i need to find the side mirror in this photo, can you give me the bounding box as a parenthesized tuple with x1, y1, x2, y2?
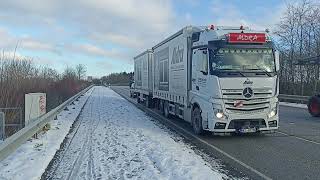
(200, 70, 208, 75)
(275, 50, 280, 72)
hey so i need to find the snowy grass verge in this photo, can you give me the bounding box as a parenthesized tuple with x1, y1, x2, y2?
(279, 102, 308, 109)
(0, 87, 94, 180)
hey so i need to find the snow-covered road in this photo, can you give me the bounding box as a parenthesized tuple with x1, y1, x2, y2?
(45, 86, 226, 180)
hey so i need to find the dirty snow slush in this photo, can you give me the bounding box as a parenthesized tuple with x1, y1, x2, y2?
(43, 86, 228, 180)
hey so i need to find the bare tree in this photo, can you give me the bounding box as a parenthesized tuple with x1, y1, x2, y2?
(275, 0, 320, 95)
(75, 64, 86, 80)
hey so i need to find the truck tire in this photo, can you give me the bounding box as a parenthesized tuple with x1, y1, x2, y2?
(146, 96, 153, 108)
(192, 107, 204, 135)
(145, 96, 149, 108)
(164, 101, 170, 118)
(160, 100, 164, 114)
(308, 96, 320, 117)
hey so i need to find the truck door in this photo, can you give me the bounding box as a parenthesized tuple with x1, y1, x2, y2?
(191, 48, 209, 95)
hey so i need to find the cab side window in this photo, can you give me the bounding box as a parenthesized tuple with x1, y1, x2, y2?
(193, 48, 208, 75)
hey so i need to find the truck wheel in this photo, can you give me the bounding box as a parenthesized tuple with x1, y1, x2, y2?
(145, 96, 149, 107)
(192, 107, 204, 135)
(164, 101, 170, 118)
(160, 100, 164, 114)
(308, 96, 320, 117)
(146, 96, 153, 108)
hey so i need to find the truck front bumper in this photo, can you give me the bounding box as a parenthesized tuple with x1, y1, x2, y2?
(207, 113, 279, 133)
(207, 97, 279, 133)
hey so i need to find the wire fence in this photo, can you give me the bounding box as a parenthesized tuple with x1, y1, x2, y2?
(0, 108, 23, 140)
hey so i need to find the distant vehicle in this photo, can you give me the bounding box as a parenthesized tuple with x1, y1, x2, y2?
(308, 96, 320, 117)
(87, 76, 93, 82)
(132, 25, 280, 135)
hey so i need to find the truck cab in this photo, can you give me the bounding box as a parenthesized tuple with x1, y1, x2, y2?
(189, 26, 279, 134)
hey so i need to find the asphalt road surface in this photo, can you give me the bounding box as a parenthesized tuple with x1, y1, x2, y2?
(112, 86, 320, 180)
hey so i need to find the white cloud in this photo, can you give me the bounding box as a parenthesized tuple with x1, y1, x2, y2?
(79, 0, 172, 32)
(0, 0, 288, 76)
(20, 38, 55, 52)
(91, 33, 143, 49)
(0, 27, 59, 55)
(0, 51, 29, 60)
(66, 43, 129, 60)
(0, 0, 175, 65)
(209, 0, 286, 31)
(0, 27, 16, 50)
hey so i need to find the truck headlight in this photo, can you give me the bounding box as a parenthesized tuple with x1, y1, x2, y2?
(268, 108, 277, 118)
(214, 109, 225, 119)
(212, 103, 227, 119)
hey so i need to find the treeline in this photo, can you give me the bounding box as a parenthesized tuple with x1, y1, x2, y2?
(101, 72, 133, 86)
(276, 0, 320, 96)
(0, 54, 89, 112)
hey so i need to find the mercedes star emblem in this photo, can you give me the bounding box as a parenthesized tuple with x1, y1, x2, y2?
(243, 87, 253, 98)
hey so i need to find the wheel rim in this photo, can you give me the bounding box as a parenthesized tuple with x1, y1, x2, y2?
(310, 99, 319, 114)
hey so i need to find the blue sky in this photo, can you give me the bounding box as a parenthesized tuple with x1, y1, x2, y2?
(0, 0, 288, 78)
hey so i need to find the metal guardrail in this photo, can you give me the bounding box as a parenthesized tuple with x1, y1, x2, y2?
(0, 85, 93, 162)
(278, 94, 310, 104)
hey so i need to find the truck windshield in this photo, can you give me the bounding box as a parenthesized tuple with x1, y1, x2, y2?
(209, 48, 275, 74)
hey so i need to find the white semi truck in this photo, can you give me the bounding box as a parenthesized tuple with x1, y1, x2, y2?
(133, 25, 280, 134)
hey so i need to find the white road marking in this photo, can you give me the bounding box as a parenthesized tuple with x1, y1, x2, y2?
(276, 131, 320, 145)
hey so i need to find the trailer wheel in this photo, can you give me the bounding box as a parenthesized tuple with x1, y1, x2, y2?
(145, 96, 149, 107)
(164, 101, 170, 118)
(159, 100, 164, 114)
(146, 96, 153, 108)
(192, 107, 204, 135)
(308, 96, 320, 117)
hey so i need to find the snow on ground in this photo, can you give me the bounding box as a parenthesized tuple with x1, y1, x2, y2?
(0, 87, 93, 180)
(45, 86, 227, 180)
(279, 102, 308, 109)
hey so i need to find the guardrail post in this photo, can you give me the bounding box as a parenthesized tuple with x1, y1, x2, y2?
(0, 112, 5, 141)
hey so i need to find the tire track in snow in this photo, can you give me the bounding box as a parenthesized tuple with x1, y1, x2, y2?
(68, 87, 102, 180)
(45, 86, 227, 180)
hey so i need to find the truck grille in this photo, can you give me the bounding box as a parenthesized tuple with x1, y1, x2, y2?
(222, 88, 272, 113)
(222, 88, 273, 99)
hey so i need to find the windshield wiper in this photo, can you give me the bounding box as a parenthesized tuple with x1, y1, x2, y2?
(245, 65, 272, 77)
(217, 69, 247, 77)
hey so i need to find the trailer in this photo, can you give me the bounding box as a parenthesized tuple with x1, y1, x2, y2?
(134, 25, 280, 134)
(133, 50, 153, 107)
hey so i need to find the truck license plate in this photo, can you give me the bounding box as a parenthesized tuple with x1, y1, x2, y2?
(239, 128, 257, 133)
